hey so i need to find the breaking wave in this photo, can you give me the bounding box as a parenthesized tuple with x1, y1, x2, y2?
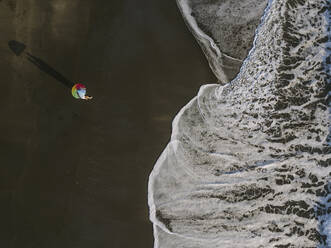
(149, 0, 331, 247)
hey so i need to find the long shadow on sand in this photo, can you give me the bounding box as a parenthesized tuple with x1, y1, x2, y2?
(8, 40, 74, 89)
(25, 53, 73, 89)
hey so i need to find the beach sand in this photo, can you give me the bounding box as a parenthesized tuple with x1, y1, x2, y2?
(0, 0, 216, 247)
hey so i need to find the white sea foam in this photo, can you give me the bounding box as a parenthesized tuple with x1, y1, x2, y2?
(149, 0, 331, 247)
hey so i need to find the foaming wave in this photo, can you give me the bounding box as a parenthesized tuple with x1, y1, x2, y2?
(149, 0, 331, 247)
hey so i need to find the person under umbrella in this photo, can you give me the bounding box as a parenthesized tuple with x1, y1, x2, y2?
(72, 83, 93, 100)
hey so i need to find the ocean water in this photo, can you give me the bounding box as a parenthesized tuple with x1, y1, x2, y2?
(149, 0, 331, 247)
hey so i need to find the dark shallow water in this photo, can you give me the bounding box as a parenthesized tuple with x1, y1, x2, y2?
(0, 0, 215, 247)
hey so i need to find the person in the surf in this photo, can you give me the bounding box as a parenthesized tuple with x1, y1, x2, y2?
(72, 83, 93, 100)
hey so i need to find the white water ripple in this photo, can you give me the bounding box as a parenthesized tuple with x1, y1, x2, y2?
(149, 0, 331, 247)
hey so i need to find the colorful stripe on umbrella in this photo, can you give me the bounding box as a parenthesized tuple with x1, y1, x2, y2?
(72, 83, 86, 99)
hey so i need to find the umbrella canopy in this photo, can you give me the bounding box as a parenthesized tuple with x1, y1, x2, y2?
(72, 83, 86, 99)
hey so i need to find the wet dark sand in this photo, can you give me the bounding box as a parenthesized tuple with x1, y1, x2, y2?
(0, 0, 216, 247)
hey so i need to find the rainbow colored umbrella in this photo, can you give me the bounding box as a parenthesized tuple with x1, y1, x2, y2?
(72, 83, 86, 99)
